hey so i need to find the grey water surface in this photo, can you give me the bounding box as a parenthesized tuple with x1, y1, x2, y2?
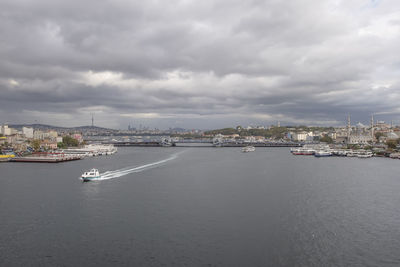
(1, 147, 400, 266)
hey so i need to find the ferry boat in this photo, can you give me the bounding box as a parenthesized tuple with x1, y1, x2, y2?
(81, 169, 100, 182)
(242, 146, 255, 153)
(291, 148, 315, 155)
(332, 150, 349, 157)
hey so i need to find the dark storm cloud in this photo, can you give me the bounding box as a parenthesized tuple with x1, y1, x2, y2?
(1, 0, 400, 128)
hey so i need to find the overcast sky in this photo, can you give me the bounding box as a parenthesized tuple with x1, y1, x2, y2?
(1, 0, 399, 129)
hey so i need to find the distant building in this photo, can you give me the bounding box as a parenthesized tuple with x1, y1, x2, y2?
(41, 139, 58, 150)
(348, 135, 372, 145)
(1, 125, 11, 136)
(386, 132, 399, 140)
(292, 132, 308, 141)
(72, 133, 83, 143)
(34, 130, 45, 140)
(0, 136, 6, 145)
(48, 130, 58, 139)
(22, 127, 34, 138)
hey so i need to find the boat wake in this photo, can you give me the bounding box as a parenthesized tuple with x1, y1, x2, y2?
(89, 153, 179, 181)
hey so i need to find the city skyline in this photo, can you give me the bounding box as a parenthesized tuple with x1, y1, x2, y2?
(1, 0, 400, 129)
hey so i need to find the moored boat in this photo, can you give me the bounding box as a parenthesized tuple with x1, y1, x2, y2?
(314, 150, 332, 157)
(346, 151, 359, 157)
(357, 151, 373, 158)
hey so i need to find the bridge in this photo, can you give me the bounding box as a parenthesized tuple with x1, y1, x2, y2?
(106, 141, 303, 148)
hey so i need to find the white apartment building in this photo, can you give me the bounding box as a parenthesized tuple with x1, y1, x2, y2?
(22, 127, 34, 138)
(33, 130, 45, 140)
(0, 125, 11, 136)
(292, 132, 308, 141)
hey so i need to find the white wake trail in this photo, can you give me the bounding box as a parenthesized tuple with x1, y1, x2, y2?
(92, 153, 179, 181)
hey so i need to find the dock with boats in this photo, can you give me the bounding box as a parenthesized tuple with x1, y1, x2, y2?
(4, 144, 118, 163)
(11, 152, 83, 163)
(290, 145, 375, 158)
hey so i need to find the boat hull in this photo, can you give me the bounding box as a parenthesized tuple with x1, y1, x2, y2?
(314, 154, 332, 157)
(81, 176, 100, 182)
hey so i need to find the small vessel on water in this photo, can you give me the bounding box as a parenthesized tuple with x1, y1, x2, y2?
(212, 136, 224, 147)
(160, 137, 174, 147)
(81, 168, 100, 182)
(242, 146, 255, 153)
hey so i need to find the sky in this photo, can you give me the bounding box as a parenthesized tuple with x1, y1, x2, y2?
(1, 0, 400, 129)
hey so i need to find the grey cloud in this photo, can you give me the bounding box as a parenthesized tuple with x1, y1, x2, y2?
(1, 0, 400, 128)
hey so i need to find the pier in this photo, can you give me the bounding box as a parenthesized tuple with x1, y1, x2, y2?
(11, 152, 83, 163)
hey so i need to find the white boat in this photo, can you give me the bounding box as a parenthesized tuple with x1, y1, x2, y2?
(81, 168, 100, 182)
(242, 146, 255, 153)
(160, 137, 174, 147)
(357, 151, 373, 158)
(294, 148, 315, 155)
(314, 150, 332, 157)
(346, 151, 359, 157)
(212, 136, 224, 147)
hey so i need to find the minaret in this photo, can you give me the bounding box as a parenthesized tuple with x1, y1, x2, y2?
(370, 114, 374, 141)
(347, 114, 351, 142)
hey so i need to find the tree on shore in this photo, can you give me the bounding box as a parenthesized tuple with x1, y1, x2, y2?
(31, 140, 41, 151)
(320, 135, 333, 143)
(61, 136, 79, 147)
(57, 142, 67, 149)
